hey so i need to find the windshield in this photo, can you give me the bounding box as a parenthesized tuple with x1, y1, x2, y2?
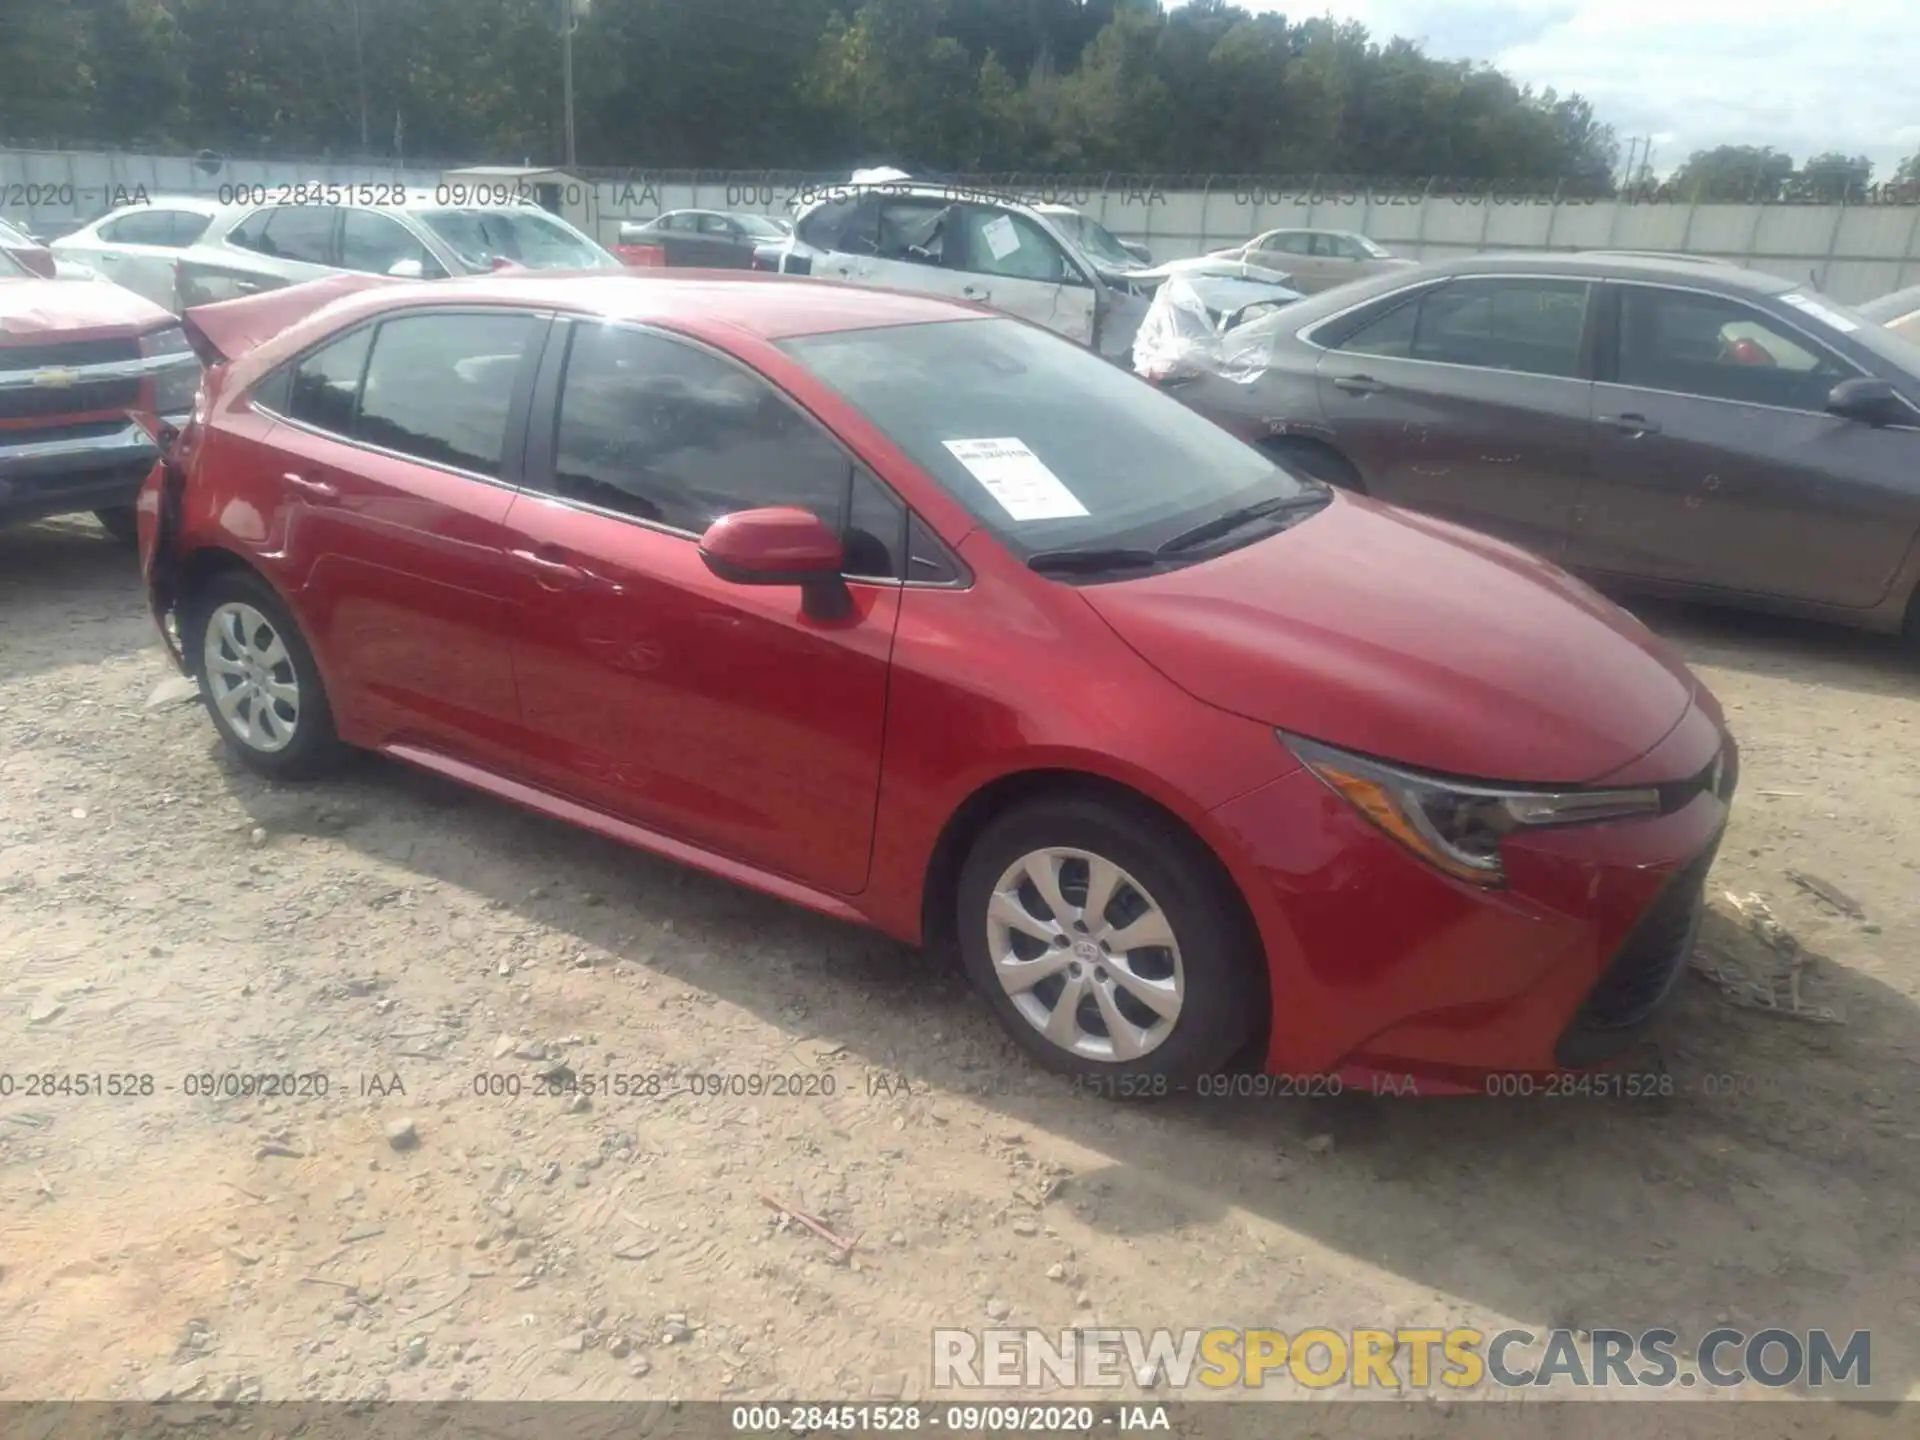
(1047, 211, 1141, 270)
(735, 214, 788, 239)
(783, 317, 1319, 560)
(1776, 285, 1920, 374)
(0, 242, 27, 277)
(416, 209, 618, 272)
(1356, 235, 1393, 259)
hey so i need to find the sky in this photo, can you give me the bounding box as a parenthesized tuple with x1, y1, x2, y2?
(1248, 0, 1920, 179)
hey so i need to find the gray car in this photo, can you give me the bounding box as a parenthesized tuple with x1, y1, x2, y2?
(618, 209, 792, 268)
(1159, 253, 1920, 646)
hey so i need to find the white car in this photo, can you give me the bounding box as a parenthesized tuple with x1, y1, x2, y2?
(50, 197, 226, 310)
(757, 182, 1157, 359)
(1208, 228, 1418, 293)
(166, 195, 622, 310)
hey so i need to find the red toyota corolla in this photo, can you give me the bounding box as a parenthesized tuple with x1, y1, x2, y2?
(137, 271, 1737, 1096)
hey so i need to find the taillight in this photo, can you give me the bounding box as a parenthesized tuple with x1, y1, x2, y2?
(615, 243, 666, 268)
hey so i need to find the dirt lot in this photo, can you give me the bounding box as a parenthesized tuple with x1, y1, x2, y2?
(2, 515, 1917, 1416)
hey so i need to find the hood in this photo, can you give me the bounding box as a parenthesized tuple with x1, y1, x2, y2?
(1079, 493, 1698, 784)
(0, 275, 174, 341)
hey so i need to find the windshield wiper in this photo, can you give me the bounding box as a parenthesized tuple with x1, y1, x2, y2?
(1155, 491, 1327, 556)
(1027, 547, 1161, 576)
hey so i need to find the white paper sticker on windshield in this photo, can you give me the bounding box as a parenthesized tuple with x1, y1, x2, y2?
(943, 438, 1089, 522)
(980, 214, 1021, 261)
(1780, 292, 1859, 332)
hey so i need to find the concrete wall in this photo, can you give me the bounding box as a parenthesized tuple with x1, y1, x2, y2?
(11, 148, 1920, 303)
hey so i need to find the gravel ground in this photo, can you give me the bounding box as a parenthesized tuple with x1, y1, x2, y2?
(2, 515, 1917, 1415)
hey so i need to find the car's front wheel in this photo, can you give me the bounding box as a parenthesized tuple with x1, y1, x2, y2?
(185, 570, 345, 779)
(955, 795, 1264, 1090)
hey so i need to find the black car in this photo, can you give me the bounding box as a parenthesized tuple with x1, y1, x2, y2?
(1157, 252, 1920, 647)
(617, 210, 792, 269)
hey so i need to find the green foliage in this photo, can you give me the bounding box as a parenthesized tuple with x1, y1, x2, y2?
(1672, 145, 1797, 202)
(1, 0, 1620, 182)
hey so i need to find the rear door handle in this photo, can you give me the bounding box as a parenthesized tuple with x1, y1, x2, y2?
(1332, 374, 1384, 394)
(282, 471, 338, 501)
(1599, 413, 1661, 436)
(510, 546, 583, 590)
(962, 283, 990, 302)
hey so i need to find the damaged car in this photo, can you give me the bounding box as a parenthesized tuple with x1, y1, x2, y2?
(1, 242, 200, 538)
(136, 269, 1738, 1094)
(1152, 252, 1920, 646)
(753, 181, 1162, 360)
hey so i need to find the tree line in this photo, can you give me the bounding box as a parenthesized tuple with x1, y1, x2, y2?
(5, 0, 1914, 199)
(4, 0, 1621, 186)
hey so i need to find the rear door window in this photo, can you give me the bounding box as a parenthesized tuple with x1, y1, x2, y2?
(99, 210, 181, 246)
(1408, 277, 1591, 378)
(796, 193, 882, 255)
(258, 207, 338, 265)
(355, 312, 541, 476)
(284, 326, 374, 435)
(875, 198, 954, 267)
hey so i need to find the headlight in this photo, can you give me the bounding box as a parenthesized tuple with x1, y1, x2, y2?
(1285, 734, 1662, 886)
(142, 325, 200, 414)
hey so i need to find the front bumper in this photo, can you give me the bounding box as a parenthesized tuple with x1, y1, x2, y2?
(0, 414, 188, 525)
(1208, 703, 1736, 1089)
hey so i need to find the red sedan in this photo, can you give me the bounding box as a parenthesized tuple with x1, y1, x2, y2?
(137, 271, 1737, 1095)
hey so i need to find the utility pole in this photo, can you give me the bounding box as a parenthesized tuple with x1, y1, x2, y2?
(561, 0, 590, 169)
(351, 0, 369, 154)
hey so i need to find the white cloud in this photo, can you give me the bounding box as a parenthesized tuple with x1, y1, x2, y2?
(1246, 0, 1920, 176)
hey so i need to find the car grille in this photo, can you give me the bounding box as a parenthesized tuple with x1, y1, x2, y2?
(1555, 838, 1720, 1064)
(0, 337, 143, 422)
(0, 337, 142, 370)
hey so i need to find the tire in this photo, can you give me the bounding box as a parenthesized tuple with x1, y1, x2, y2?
(955, 795, 1263, 1090)
(184, 570, 346, 779)
(1262, 436, 1366, 492)
(93, 505, 140, 544)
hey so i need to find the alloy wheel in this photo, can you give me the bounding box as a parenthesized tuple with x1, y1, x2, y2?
(203, 601, 301, 754)
(984, 847, 1185, 1062)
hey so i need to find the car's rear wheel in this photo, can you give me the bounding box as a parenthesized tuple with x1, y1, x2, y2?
(186, 571, 345, 779)
(955, 796, 1263, 1090)
(93, 506, 139, 544)
(1261, 436, 1366, 493)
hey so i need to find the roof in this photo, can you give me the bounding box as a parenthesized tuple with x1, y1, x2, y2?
(1433, 250, 1797, 294)
(365, 270, 990, 341)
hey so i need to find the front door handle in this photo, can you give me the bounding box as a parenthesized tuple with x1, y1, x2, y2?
(1599, 413, 1662, 436)
(962, 283, 990, 302)
(1332, 374, 1384, 394)
(511, 547, 583, 590)
(282, 471, 338, 501)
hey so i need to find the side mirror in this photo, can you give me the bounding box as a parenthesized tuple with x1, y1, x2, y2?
(1826, 377, 1907, 427)
(1121, 241, 1152, 264)
(386, 258, 424, 278)
(698, 506, 850, 619)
